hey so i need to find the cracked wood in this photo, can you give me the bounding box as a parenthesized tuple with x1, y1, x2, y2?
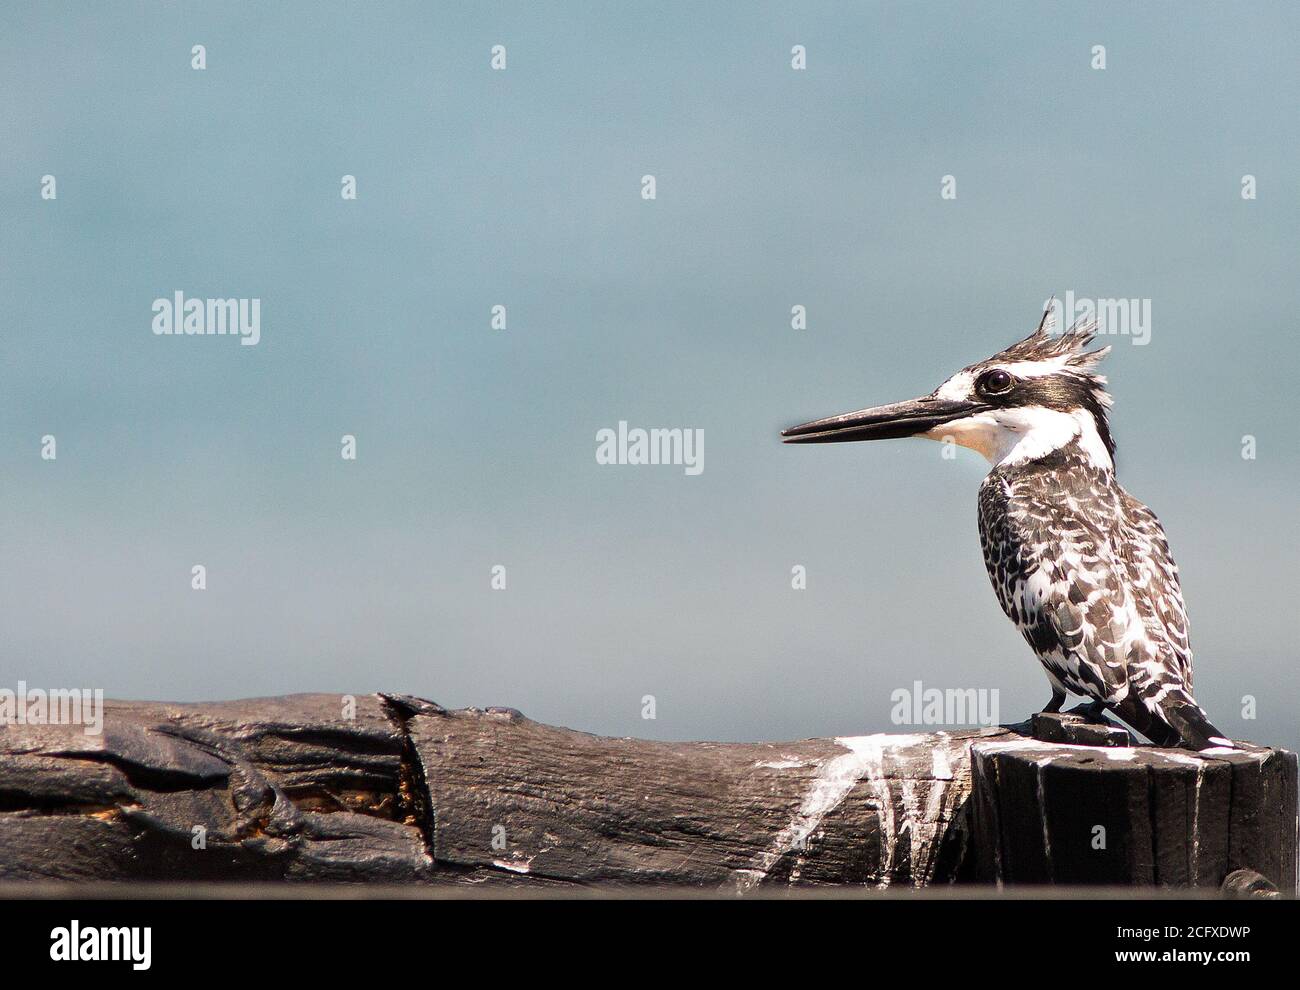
(0, 695, 1293, 890)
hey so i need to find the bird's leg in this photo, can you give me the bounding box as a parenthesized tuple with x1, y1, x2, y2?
(1042, 688, 1067, 714)
(1081, 699, 1108, 723)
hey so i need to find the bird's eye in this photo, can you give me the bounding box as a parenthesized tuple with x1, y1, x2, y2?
(978, 369, 1013, 395)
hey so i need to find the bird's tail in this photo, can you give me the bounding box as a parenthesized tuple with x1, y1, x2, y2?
(1113, 693, 1233, 751)
(1160, 700, 1233, 751)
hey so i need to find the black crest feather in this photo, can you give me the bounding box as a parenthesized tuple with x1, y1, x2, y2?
(991, 302, 1111, 370)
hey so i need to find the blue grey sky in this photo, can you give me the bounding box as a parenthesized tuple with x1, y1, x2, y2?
(2, 2, 1297, 752)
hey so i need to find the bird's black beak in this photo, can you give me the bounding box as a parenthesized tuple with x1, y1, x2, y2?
(782, 396, 985, 444)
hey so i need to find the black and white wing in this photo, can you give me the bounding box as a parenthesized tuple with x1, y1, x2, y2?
(1116, 490, 1193, 691)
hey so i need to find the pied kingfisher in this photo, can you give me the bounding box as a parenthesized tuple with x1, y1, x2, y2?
(782, 304, 1230, 750)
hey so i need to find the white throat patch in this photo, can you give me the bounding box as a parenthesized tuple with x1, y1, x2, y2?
(924, 405, 1112, 470)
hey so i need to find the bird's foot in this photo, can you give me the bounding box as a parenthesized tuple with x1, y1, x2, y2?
(1067, 700, 1109, 724)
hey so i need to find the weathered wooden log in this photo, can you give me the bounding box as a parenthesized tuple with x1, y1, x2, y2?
(0, 694, 428, 883)
(391, 695, 991, 887)
(0, 693, 1294, 890)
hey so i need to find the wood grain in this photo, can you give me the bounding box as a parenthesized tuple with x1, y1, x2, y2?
(0, 695, 1293, 891)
